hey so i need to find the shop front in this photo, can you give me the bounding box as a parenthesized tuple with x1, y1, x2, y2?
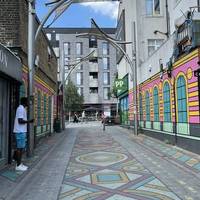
(116, 74, 129, 125)
(0, 44, 22, 168)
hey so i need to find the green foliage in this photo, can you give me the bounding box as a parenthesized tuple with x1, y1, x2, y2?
(64, 80, 84, 112)
(109, 74, 118, 98)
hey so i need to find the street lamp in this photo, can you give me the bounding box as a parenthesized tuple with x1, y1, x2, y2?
(76, 18, 138, 135)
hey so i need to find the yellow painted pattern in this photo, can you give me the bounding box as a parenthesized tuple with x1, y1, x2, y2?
(189, 111, 200, 116)
(22, 65, 55, 94)
(188, 82, 198, 89)
(173, 49, 198, 69)
(188, 91, 198, 98)
(188, 101, 199, 107)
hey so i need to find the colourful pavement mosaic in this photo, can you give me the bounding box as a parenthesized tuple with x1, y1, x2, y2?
(140, 137, 200, 173)
(58, 130, 181, 200)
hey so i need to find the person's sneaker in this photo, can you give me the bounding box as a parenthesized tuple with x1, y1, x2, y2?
(21, 163, 28, 170)
(15, 164, 27, 171)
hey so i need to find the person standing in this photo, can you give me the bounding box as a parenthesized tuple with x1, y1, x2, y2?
(13, 97, 33, 171)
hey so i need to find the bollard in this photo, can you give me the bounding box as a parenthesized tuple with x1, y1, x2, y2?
(103, 120, 105, 131)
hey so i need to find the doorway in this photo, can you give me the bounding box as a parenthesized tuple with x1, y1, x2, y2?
(0, 77, 10, 167)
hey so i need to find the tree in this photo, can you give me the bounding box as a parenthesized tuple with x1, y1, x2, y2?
(64, 80, 84, 113)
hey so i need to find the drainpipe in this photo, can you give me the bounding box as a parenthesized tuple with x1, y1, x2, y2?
(165, 0, 170, 38)
(198, 0, 200, 12)
(173, 77, 177, 145)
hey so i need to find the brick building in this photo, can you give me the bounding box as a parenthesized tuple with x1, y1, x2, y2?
(0, 0, 58, 168)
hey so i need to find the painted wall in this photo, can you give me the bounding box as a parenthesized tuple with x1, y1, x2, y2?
(21, 66, 57, 138)
(129, 48, 200, 139)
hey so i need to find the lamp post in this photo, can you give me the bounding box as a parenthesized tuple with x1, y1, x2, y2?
(76, 18, 138, 135)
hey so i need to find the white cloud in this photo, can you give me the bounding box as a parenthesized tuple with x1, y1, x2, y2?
(80, 2, 119, 20)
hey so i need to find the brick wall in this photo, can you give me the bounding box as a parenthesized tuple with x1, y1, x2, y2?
(0, 0, 57, 91)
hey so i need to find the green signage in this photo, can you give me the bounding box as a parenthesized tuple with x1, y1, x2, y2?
(115, 75, 128, 97)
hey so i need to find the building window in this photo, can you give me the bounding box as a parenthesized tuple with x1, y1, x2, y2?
(44, 94, 47, 125)
(48, 96, 51, 124)
(89, 36, 97, 48)
(103, 42, 109, 55)
(103, 88, 110, 100)
(146, 0, 160, 16)
(148, 39, 163, 56)
(76, 42, 83, 55)
(176, 76, 188, 123)
(63, 42, 70, 56)
(89, 72, 98, 80)
(46, 33, 51, 40)
(76, 72, 83, 85)
(153, 87, 159, 121)
(120, 96, 129, 125)
(37, 91, 41, 126)
(77, 87, 84, 96)
(139, 93, 143, 121)
(145, 91, 150, 121)
(56, 34, 60, 41)
(103, 72, 110, 85)
(64, 57, 70, 70)
(103, 57, 110, 70)
(76, 57, 83, 70)
(163, 82, 171, 122)
(89, 87, 98, 94)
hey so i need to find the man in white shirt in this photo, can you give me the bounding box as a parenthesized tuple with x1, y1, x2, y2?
(13, 97, 33, 171)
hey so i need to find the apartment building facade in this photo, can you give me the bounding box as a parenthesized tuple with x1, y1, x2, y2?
(45, 28, 117, 117)
(116, 0, 200, 153)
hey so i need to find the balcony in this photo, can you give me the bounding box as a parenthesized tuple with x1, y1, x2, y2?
(89, 62, 98, 72)
(89, 78, 98, 87)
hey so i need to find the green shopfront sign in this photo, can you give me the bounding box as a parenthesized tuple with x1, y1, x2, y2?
(115, 75, 128, 97)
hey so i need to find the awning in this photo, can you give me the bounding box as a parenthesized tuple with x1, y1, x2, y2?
(0, 43, 22, 82)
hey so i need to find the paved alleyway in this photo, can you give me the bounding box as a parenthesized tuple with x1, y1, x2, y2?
(1, 122, 200, 200)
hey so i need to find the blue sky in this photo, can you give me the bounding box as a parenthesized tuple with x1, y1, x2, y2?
(35, 0, 119, 28)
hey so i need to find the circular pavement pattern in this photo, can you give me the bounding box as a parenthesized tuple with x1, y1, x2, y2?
(76, 151, 128, 167)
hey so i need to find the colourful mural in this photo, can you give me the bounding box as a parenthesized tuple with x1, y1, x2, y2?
(128, 48, 200, 137)
(21, 66, 57, 137)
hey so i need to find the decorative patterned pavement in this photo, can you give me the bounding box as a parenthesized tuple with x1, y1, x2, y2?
(139, 136, 200, 173)
(58, 129, 181, 200)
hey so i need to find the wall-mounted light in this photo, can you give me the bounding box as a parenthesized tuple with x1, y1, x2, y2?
(154, 30, 169, 37)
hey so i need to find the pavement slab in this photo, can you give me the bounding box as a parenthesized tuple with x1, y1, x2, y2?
(58, 124, 182, 200)
(1, 122, 200, 200)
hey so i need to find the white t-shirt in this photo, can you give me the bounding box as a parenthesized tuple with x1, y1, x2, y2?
(13, 105, 27, 133)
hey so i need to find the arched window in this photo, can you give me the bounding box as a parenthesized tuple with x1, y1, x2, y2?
(145, 91, 150, 121)
(163, 82, 171, 122)
(153, 87, 159, 121)
(48, 96, 52, 124)
(37, 91, 41, 126)
(177, 76, 188, 123)
(139, 94, 143, 121)
(44, 94, 47, 125)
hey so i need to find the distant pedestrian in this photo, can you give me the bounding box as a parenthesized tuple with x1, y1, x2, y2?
(13, 97, 34, 171)
(73, 112, 79, 123)
(82, 111, 85, 122)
